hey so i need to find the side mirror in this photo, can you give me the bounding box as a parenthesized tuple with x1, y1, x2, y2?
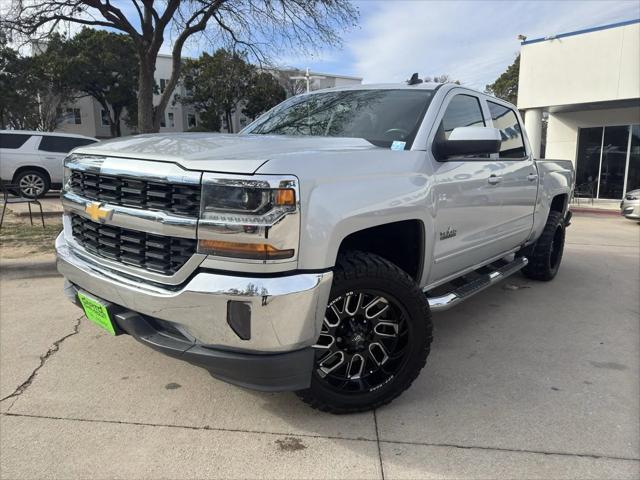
(435, 126, 502, 160)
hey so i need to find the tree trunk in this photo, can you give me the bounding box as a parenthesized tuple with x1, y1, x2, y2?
(113, 107, 122, 137)
(225, 110, 233, 133)
(138, 57, 157, 133)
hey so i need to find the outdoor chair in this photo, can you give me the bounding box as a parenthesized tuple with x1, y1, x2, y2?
(573, 180, 598, 205)
(0, 182, 45, 229)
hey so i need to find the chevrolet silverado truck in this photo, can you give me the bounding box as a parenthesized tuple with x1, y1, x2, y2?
(56, 83, 574, 413)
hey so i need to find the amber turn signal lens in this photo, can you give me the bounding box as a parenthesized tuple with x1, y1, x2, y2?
(198, 239, 294, 260)
(274, 188, 296, 206)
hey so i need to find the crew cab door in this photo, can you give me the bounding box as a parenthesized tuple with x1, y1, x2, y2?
(484, 99, 538, 249)
(427, 91, 532, 284)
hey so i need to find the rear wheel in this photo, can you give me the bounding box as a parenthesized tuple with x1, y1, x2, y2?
(522, 211, 566, 281)
(297, 251, 432, 414)
(15, 170, 50, 198)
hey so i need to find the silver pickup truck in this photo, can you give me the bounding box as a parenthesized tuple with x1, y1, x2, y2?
(56, 83, 574, 413)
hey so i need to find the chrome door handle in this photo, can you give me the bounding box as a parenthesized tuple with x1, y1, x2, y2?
(527, 173, 538, 182)
(488, 175, 502, 185)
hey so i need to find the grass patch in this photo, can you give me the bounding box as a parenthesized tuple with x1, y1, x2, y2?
(0, 213, 62, 255)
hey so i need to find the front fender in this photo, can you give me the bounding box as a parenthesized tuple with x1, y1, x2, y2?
(257, 150, 436, 277)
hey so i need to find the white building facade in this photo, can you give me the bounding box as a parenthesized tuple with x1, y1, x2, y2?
(56, 55, 362, 139)
(518, 19, 640, 200)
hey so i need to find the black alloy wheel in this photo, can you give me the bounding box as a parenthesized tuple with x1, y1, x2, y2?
(314, 290, 410, 394)
(297, 251, 432, 414)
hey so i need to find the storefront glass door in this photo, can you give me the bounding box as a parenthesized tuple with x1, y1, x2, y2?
(598, 126, 630, 199)
(626, 125, 640, 193)
(576, 124, 639, 200)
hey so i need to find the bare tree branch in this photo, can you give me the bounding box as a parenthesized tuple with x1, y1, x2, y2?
(2, 0, 358, 133)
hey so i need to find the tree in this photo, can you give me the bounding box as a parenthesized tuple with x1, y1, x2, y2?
(181, 49, 254, 133)
(65, 28, 138, 137)
(424, 74, 460, 84)
(0, 32, 71, 130)
(0, 36, 38, 129)
(3, 0, 357, 134)
(486, 55, 520, 105)
(243, 71, 286, 120)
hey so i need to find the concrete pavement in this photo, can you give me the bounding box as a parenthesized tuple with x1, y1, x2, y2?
(1, 214, 638, 479)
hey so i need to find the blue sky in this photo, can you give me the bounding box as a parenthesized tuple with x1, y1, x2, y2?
(9, 0, 639, 89)
(273, 0, 640, 89)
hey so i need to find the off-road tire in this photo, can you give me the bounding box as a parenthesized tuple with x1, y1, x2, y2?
(522, 210, 566, 281)
(296, 251, 433, 414)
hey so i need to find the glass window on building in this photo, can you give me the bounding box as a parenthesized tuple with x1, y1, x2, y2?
(101, 109, 110, 126)
(627, 125, 640, 192)
(167, 112, 175, 128)
(57, 107, 82, 125)
(576, 128, 602, 188)
(187, 113, 197, 128)
(576, 124, 640, 200)
(598, 126, 629, 199)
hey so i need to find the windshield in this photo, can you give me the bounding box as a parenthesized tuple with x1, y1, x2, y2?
(242, 89, 434, 149)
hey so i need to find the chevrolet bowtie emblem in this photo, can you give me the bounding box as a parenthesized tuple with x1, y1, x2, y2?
(85, 202, 113, 223)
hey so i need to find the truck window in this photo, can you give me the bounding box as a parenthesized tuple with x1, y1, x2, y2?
(0, 133, 31, 149)
(487, 101, 526, 158)
(439, 94, 485, 140)
(38, 136, 96, 153)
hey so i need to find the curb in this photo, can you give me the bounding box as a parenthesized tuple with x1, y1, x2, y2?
(10, 210, 63, 219)
(571, 207, 621, 217)
(0, 257, 59, 279)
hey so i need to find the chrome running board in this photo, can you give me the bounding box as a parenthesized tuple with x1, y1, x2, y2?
(426, 256, 528, 312)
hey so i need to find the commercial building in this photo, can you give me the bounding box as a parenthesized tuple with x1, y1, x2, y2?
(518, 19, 640, 200)
(56, 55, 362, 139)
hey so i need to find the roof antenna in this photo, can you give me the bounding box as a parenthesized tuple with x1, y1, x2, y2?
(407, 73, 423, 85)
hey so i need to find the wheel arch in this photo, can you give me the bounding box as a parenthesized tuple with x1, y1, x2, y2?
(12, 165, 52, 185)
(335, 219, 426, 283)
(550, 193, 568, 215)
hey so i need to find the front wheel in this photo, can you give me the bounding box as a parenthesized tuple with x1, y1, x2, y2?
(297, 251, 433, 414)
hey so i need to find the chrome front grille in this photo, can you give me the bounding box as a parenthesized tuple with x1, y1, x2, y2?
(71, 214, 196, 274)
(69, 170, 201, 217)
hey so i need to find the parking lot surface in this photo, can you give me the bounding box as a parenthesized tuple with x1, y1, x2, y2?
(1, 214, 638, 479)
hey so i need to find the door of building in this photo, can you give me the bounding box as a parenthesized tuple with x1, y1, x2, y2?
(576, 125, 639, 200)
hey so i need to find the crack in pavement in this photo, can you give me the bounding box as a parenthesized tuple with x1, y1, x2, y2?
(2, 411, 638, 463)
(373, 409, 385, 480)
(0, 315, 82, 409)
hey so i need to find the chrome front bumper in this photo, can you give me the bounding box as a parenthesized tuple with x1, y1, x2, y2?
(55, 233, 333, 353)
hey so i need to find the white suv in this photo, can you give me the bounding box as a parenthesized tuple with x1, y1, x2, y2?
(0, 130, 98, 198)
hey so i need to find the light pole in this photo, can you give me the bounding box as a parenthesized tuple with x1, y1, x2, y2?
(290, 67, 326, 93)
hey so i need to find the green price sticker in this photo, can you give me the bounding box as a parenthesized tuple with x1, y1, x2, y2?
(78, 292, 116, 336)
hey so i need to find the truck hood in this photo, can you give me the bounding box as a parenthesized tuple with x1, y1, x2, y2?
(73, 133, 379, 174)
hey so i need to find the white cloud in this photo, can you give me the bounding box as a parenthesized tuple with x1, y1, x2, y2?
(348, 0, 640, 88)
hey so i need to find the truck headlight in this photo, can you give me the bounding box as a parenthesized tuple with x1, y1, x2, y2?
(198, 174, 299, 262)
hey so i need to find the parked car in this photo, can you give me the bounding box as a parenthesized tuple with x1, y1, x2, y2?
(620, 188, 640, 220)
(55, 83, 575, 413)
(0, 130, 98, 198)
